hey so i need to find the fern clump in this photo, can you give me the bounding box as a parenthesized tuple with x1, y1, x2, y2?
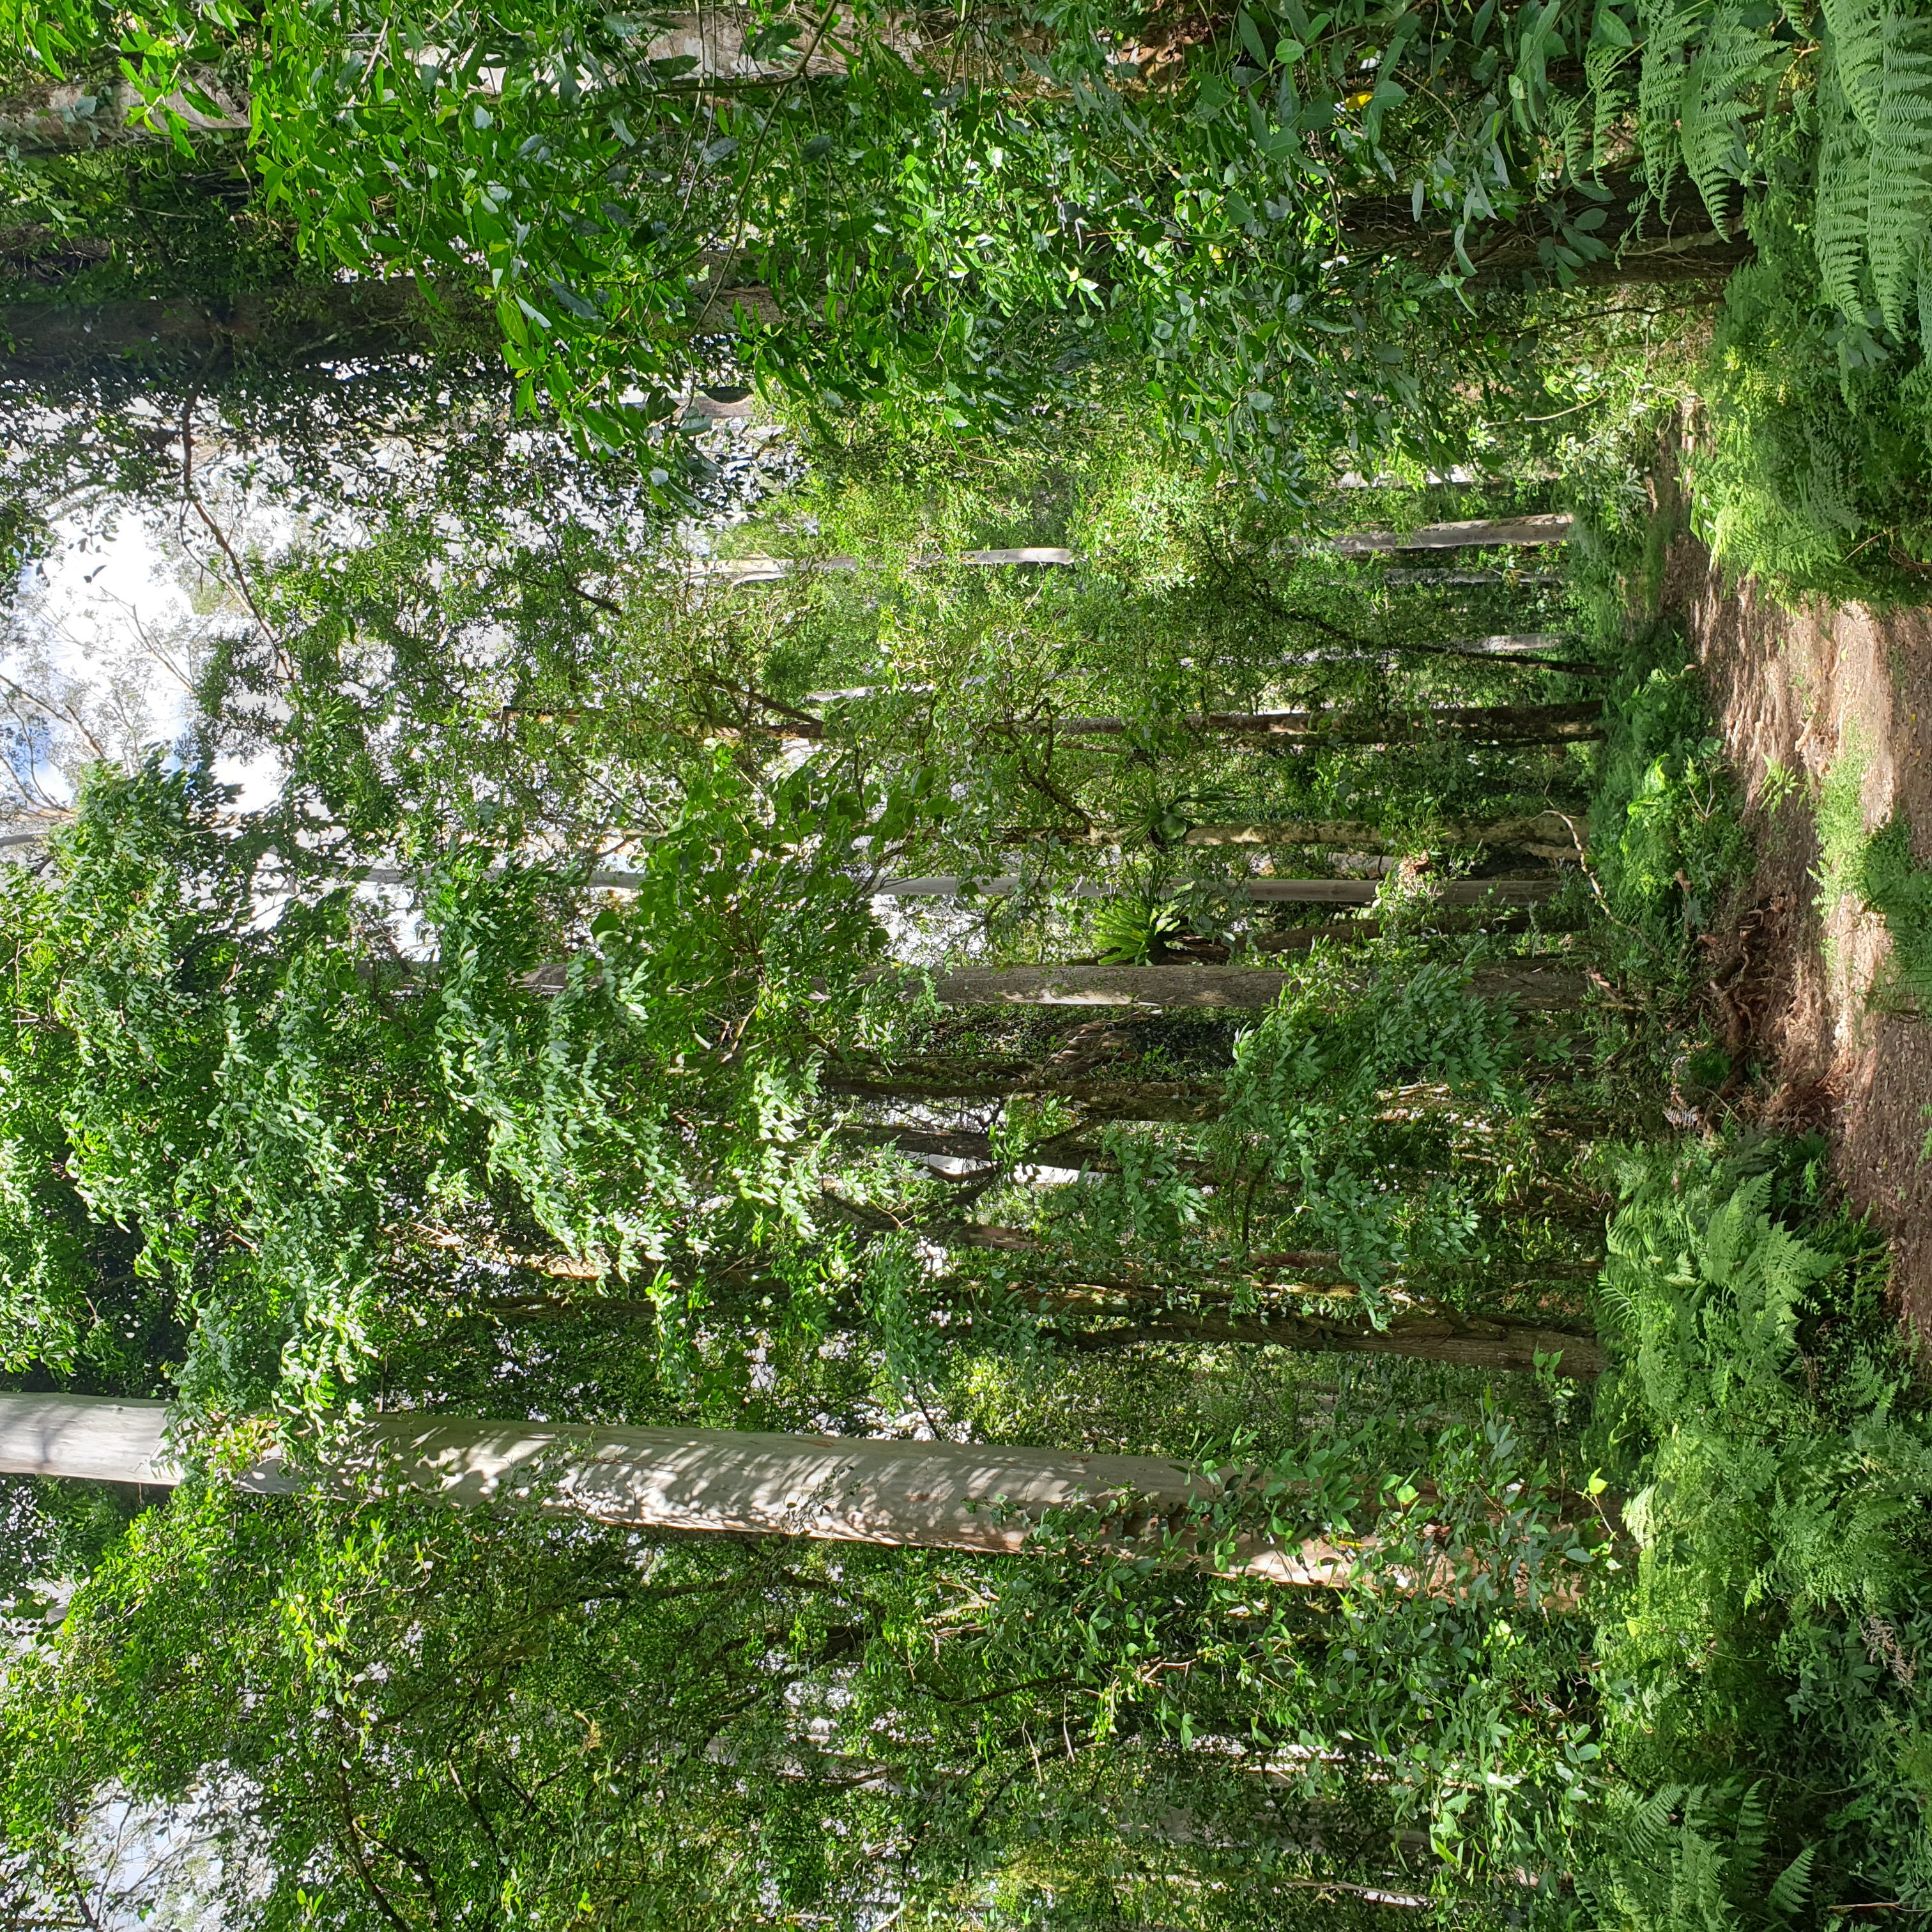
(1587, 1140, 1932, 1917)
(1857, 813, 1932, 1011)
(1586, 652, 1752, 973)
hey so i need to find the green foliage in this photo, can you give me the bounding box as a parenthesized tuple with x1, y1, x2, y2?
(1089, 891, 1184, 965)
(0, 1388, 1605, 1930)
(1814, 740, 1873, 920)
(1691, 185, 1932, 598)
(1206, 949, 1529, 1319)
(1856, 812, 1932, 1009)
(1583, 1780, 1817, 1932)
(1586, 651, 1751, 971)
(1588, 1138, 1932, 1916)
(0, 753, 902, 1414)
(1809, 742, 1932, 1015)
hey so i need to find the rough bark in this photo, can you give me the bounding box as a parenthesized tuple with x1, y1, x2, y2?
(916, 963, 1588, 1011)
(0, 1393, 1342, 1583)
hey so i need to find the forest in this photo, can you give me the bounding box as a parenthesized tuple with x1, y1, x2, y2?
(1, 0, 1931, 1924)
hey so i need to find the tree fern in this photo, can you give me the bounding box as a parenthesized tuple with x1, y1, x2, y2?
(1813, 47, 1873, 319)
(1871, 8, 1932, 340)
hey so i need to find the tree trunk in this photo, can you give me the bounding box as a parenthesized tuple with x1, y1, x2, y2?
(0, 79, 248, 152)
(0, 1393, 1342, 1583)
(0, 279, 776, 380)
(868, 876, 1563, 906)
(1038, 1305, 1604, 1377)
(1000, 811, 1587, 854)
(728, 702, 1601, 746)
(0, 284, 489, 378)
(703, 547, 1075, 583)
(822, 1062, 1226, 1121)
(988, 703, 1602, 744)
(916, 964, 1586, 1011)
(1341, 165, 1753, 289)
(1331, 515, 1572, 554)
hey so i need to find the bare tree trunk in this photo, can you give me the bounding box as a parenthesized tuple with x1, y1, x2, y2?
(990, 703, 1602, 744)
(1039, 1305, 1604, 1377)
(0, 284, 495, 379)
(915, 964, 1586, 1011)
(0, 278, 776, 379)
(1342, 165, 1753, 291)
(671, 700, 1601, 746)
(1000, 811, 1587, 855)
(864, 875, 1561, 906)
(0, 1394, 1342, 1583)
(1332, 516, 1573, 554)
(822, 1061, 1226, 1121)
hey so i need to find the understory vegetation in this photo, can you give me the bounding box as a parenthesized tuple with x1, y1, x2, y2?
(1, 0, 1929, 1922)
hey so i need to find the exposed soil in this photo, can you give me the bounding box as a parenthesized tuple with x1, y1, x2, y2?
(1662, 526, 1932, 1344)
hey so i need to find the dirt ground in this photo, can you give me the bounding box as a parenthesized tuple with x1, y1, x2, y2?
(1664, 532, 1932, 1343)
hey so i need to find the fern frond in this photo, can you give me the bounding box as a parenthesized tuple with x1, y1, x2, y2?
(1821, 0, 1887, 135)
(1624, 1783, 1685, 1863)
(1731, 1779, 1768, 1874)
(1679, 24, 1781, 236)
(1636, 0, 1704, 199)
(1586, 2, 1637, 175)
(1767, 1844, 1818, 1917)
(1814, 46, 1873, 318)
(1871, 8, 1932, 339)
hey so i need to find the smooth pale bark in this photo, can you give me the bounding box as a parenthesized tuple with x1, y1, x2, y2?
(916, 963, 1586, 1011)
(1332, 516, 1573, 553)
(0, 1394, 1340, 1583)
(0, 79, 248, 151)
(700, 548, 1075, 583)
(822, 1063, 1225, 1120)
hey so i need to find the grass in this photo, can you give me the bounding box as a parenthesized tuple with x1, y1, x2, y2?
(1810, 741, 1932, 1020)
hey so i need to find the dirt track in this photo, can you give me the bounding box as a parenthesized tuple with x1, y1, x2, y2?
(1667, 535, 1932, 1340)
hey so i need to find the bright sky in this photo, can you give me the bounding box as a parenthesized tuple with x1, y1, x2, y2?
(8, 504, 284, 814)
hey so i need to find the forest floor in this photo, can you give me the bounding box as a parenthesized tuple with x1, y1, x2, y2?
(1660, 526, 1932, 1344)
